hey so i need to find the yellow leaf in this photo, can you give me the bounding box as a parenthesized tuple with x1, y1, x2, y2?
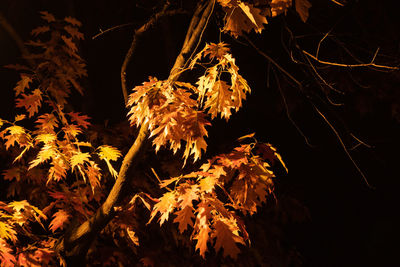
(97, 145, 121, 161)
(70, 152, 90, 168)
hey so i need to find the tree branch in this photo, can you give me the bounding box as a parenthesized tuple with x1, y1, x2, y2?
(60, 0, 215, 263)
(120, 4, 184, 104)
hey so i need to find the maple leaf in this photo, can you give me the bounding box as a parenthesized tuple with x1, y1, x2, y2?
(148, 191, 177, 226)
(40, 11, 56, 23)
(68, 112, 90, 129)
(15, 89, 42, 117)
(49, 210, 70, 232)
(220, 1, 268, 38)
(213, 217, 245, 259)
(173, 206, 195, 233)
(295, 0, 312, 22)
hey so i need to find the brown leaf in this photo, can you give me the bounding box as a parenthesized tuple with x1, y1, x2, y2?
(295, 0, 312, 22)
(173, 206, 195, 233)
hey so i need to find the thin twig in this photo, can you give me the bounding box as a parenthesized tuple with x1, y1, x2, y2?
(273, 69, 314, 147)
(303, 53, 345, 94)
(92, 23, 134, 40)
(303, 50, 399, 70)
(120, 5, 182, 104)
(245, 35, 303, 89)
(314, 105, 374, 189)
(350, 133, 373, 149)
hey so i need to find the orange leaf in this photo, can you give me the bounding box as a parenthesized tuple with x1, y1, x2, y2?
(15, 89, 42, 117)
(220, 1, 268, 38)
(213, 217, 245, 259)
(13, 74, 32, 96)
(49, 210, 70, 232)
(68, 112, 90, 129)
(173, 206, 194, 233)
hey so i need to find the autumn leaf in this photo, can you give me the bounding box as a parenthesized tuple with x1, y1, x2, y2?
(177, 184, 199, 208)
(15, 89, 42, 117)
(64, 25, 84, 40)
(270, 0, 292, 17)
(68, 112, 90, 129)
(62, 35, 78, 52)
(35, 113, 59, 133)
(39, 11, 56, 23)
(0, 222, 17, 243)
(31, 26, 50, 36)
(203, 42, 230, 60)
(14, 114, 26, 122)
(13, 74, 32, 96)
(126, 227, 139, 246)
(295, 0, 312, 22)
(219, 1, 268, 38)
(49, 210, 70, 232)
(173, 206, 195, 233)
(148, 191, 177, 226)
(64, 16, 82, 27)
(0, 238, 16, 266)
(97, 145, 121, 178)
(213, 217, 245, 259)
(97, 145, 121, 161)
(70, 152, 90, 169)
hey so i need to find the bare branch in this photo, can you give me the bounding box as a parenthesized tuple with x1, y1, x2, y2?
(92, 23, 134, 40)
(303, 49, 399, 70)
(244, 35, 303, 89)
(313, 105, 374, 189)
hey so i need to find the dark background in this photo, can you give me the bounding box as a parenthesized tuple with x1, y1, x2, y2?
(1, 0, 399, 266)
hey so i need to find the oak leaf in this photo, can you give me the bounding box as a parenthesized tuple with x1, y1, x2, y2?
(148, 191, 177, 226)
(213, 217, 245, 259)
(220, 1, 268, 38)
(15, 89, 42, 117)
(173, 206, 195, 233)
(49, 210, 70, 232)
(68, 112, 90, 129)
